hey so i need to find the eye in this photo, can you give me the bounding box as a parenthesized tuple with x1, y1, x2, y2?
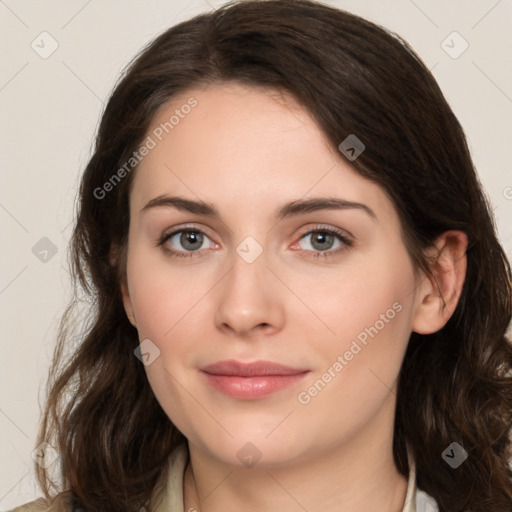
(158, 227, 217, 258)
(295, 225, 352, 259)
(157, 224, 353, 260)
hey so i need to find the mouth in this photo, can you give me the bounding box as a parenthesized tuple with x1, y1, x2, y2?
(200, 359, 310, 399)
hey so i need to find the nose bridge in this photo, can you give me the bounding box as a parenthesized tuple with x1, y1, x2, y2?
(214, 235, 284, 335)
(226, 236, 271, 309)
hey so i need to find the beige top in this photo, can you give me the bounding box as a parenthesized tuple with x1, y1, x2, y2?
(8, 443, 439, 512)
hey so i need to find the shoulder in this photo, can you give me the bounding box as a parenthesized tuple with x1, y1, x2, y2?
(8, 491, 75, 512)
(8, 444, 190, 512)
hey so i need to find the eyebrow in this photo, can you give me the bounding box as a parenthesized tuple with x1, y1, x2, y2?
(140, 195, 377, 221)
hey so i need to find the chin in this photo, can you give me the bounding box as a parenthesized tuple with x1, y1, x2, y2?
(189, 428, 313, 469)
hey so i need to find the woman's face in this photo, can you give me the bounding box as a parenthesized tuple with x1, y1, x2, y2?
(121, 82, 426, 467)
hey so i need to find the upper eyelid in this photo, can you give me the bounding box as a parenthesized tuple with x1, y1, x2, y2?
(161, 222, 216, 240)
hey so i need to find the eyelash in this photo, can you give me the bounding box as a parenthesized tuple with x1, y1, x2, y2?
(157, 224, 353, 260)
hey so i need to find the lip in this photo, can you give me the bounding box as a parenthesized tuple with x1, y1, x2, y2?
(200, 360, 310, 399)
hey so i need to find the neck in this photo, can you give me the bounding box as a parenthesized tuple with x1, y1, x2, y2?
(184, 447, 408, 512)
(183, 397, 409, 512)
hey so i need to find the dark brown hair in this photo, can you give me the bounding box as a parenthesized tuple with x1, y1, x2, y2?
(35, 1, 512, 511)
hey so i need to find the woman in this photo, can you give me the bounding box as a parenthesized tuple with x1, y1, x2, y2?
(11, 0, 512, 511)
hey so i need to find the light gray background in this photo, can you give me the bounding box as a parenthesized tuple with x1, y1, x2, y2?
(1, 0, 511, 508)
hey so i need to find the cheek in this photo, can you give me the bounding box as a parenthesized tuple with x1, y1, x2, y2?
(125, 247, 209, 434)
(126, 244, 212, 342)
(294, 285, 413, 441)
(300, 247, 416, 395)
(290, 248, 415, 346)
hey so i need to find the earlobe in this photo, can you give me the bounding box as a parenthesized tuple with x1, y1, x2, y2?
(411, 230, 468, 335)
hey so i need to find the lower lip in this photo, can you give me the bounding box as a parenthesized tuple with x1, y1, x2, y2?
(200, 371, 309, 399)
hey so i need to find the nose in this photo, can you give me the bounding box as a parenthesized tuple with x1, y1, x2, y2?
(214, 244, 286, 338)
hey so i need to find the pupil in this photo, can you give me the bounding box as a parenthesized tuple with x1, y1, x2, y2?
(182, 231, 202, 250)
(312, 232, 333, 251)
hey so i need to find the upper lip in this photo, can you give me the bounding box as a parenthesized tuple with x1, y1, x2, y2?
(200, 360, 309, 377)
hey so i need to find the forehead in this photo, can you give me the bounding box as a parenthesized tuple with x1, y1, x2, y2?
(130, 82, 389, 220)
(138, 81, 332, 173)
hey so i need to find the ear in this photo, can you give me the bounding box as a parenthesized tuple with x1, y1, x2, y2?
(411, 230, 468, 334)
(109, 243, 137, 329)
(120, 275, 137, 329)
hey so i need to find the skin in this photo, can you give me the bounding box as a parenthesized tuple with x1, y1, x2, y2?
(120, 82, 467, 512)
